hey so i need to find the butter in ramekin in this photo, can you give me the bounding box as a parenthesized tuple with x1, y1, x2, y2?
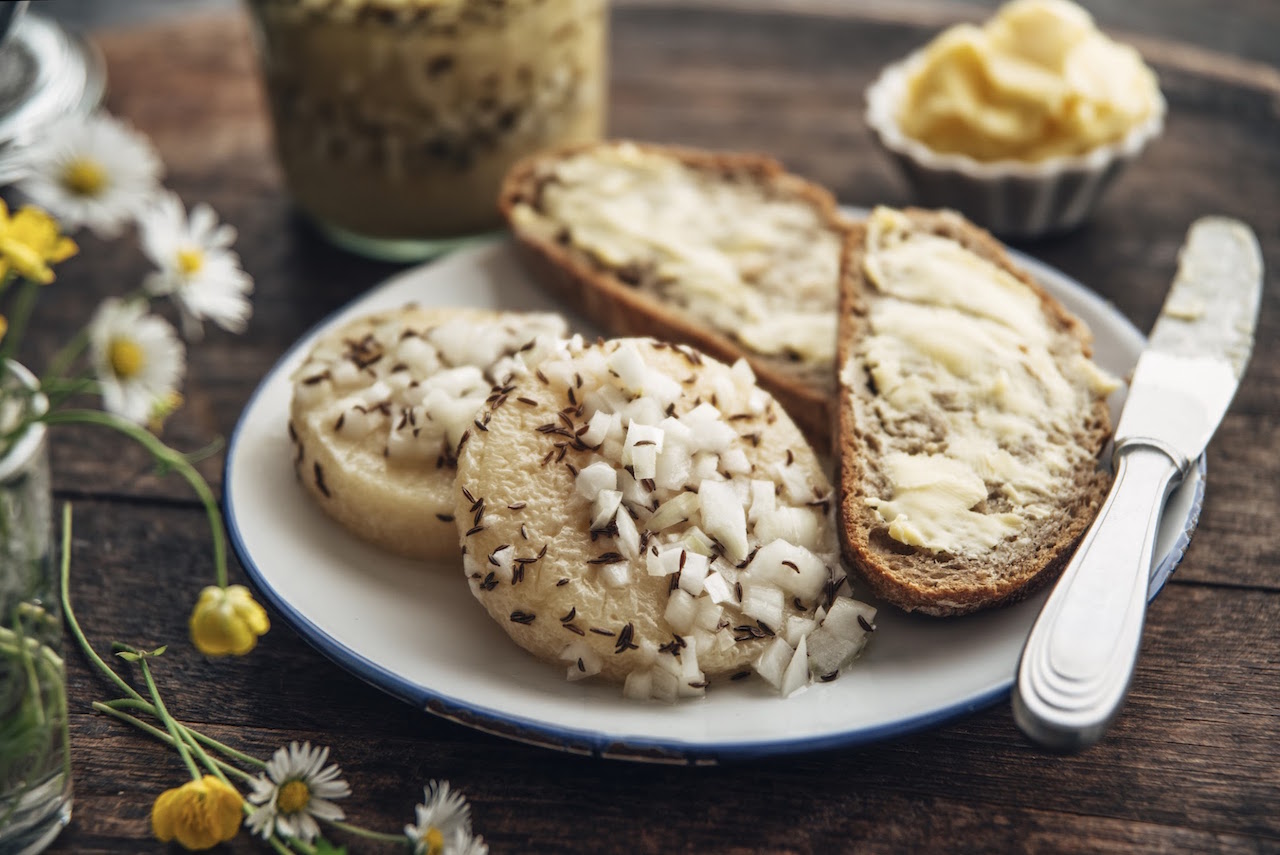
(896, 0, 1160, 162)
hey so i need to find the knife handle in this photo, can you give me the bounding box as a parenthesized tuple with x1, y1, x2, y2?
(1013, 443, 1182, 751)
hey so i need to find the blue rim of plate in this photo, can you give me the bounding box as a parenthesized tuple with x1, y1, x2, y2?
(223, 237, 1207, 764)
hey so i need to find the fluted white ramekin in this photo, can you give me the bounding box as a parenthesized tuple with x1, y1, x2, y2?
(865, 51, 1166, 239)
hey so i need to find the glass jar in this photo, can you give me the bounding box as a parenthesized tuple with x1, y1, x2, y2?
(0, 363, 70, 855)
(246, 0, 608, 261)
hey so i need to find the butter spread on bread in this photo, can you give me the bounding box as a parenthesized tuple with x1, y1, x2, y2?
(838, 207, 1117, 615)
(500, 141, 852, 444)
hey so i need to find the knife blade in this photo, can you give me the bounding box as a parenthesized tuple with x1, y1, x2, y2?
(1013, 217, 1263, 751)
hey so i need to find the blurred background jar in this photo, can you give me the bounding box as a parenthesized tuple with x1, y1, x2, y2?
(246, 0, 608, 261)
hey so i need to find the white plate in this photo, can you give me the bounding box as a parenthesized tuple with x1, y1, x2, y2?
(225, 232, 1205, 763)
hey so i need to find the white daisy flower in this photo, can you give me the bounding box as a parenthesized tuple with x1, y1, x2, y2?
(88, 298, 185, 424)
(139, 190, 253, 338)
(15, 111, 162, 238)
(405, 780, 473, 855)
(449, 829, 489, 855)
(246, 742, 351, 843)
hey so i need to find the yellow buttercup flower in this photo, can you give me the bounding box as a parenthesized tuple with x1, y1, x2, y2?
(0, 199, 77, 284)
(189, 584, 270, 656)
(151, 775, 244, 850)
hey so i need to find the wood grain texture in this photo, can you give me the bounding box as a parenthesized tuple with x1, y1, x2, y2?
(25, 4, 1280, 852)
(48, 499, 1280, 852)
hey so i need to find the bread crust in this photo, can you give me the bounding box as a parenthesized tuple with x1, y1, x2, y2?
(499, 140, 853, 447)
(835, 208, 1113, 616)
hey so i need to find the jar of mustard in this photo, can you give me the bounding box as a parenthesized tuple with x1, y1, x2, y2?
(246, 0, 608, 260)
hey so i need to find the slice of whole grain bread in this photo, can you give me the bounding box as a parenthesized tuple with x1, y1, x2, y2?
(499, 140, 853, 447)
(836, 207, 1115, 616)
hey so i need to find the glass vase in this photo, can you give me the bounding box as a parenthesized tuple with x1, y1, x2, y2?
(0, 362, 70, 855)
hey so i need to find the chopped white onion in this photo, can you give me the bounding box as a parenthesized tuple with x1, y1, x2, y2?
(677, 551, 710, 596)
(805, 627, 863, 678)
(664, 588, 698, 634)
(754, 507, 822, 551)
(694, 598, 724, 632)
(615, 507, 641, 560)
(599, 561, 631, 589)
(623, 669, 653, 701)
(819, 597, 878, 642)
(654, 442, 693, 492)
(580, 410, 619, 448)
(719, 447, 752, 476)
(680, 526, 715, 556)
(783, 615, 818, 648)
(650, 667, 679, 704)
(698, 479, 749, 563)
(622, 394, 665, 428)
(702, 571, 735, 605)
(591, 490, 623, 530)
(780, 634, 809, 697)
(753, 637, 793, 689)
(744, 540, 827, 602)
(748, 479, 776, 523)
(739, 583, 784, 630)
(560, 640, 603, 682)
(606, 341, 651, 394)
(576, 461, 618, 500)
(677, 645, 705, 698)
(488, 545, 514, 584)
(646, 492, 698, 532)
(330, 360, 362, 388)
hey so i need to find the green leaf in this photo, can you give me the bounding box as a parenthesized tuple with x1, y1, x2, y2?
(112, 645, 166, 662)
(312, 838, 349, 855)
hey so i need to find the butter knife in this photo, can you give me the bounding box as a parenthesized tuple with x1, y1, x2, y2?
(1013, 217, 1263, 751)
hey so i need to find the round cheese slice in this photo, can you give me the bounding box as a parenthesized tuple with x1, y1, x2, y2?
(454, 337, 850, 699)
(289, 306, 567, 561)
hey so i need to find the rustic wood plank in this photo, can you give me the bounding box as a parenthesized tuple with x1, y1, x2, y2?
(14, 7, 1280, 849)
(45, 500, 1280, 853)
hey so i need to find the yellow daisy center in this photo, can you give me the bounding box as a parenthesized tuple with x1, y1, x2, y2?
(61, 158, 109, 197)
(108, 338, 145, 380)
(422, 826, 446, 855)
(276, 779, 311, 814)
(177, 248, 204, 276)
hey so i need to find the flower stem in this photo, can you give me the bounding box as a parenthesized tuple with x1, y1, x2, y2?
(44, 410, 228, 587)
(137, 656, 202, 781)
(58, 503, 147, 704)
(90, 702, 257, 784)
(0, 277, 41, 366)
(267, 838, 295, 855)
(190, 730, 268, 770)
(102, 698, 269, 775)
(326, 819, 411, 845)
(40, 375, 98, 411)
(41, 328, 90, 389)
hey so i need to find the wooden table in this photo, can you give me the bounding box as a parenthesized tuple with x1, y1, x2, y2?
(29, 2, 1279, 852)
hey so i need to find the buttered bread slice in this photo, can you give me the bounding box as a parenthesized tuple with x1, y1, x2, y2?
(289, 307, 567, 561)
(500, 141, 852, 445)
(837, 207, 1118, 616)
